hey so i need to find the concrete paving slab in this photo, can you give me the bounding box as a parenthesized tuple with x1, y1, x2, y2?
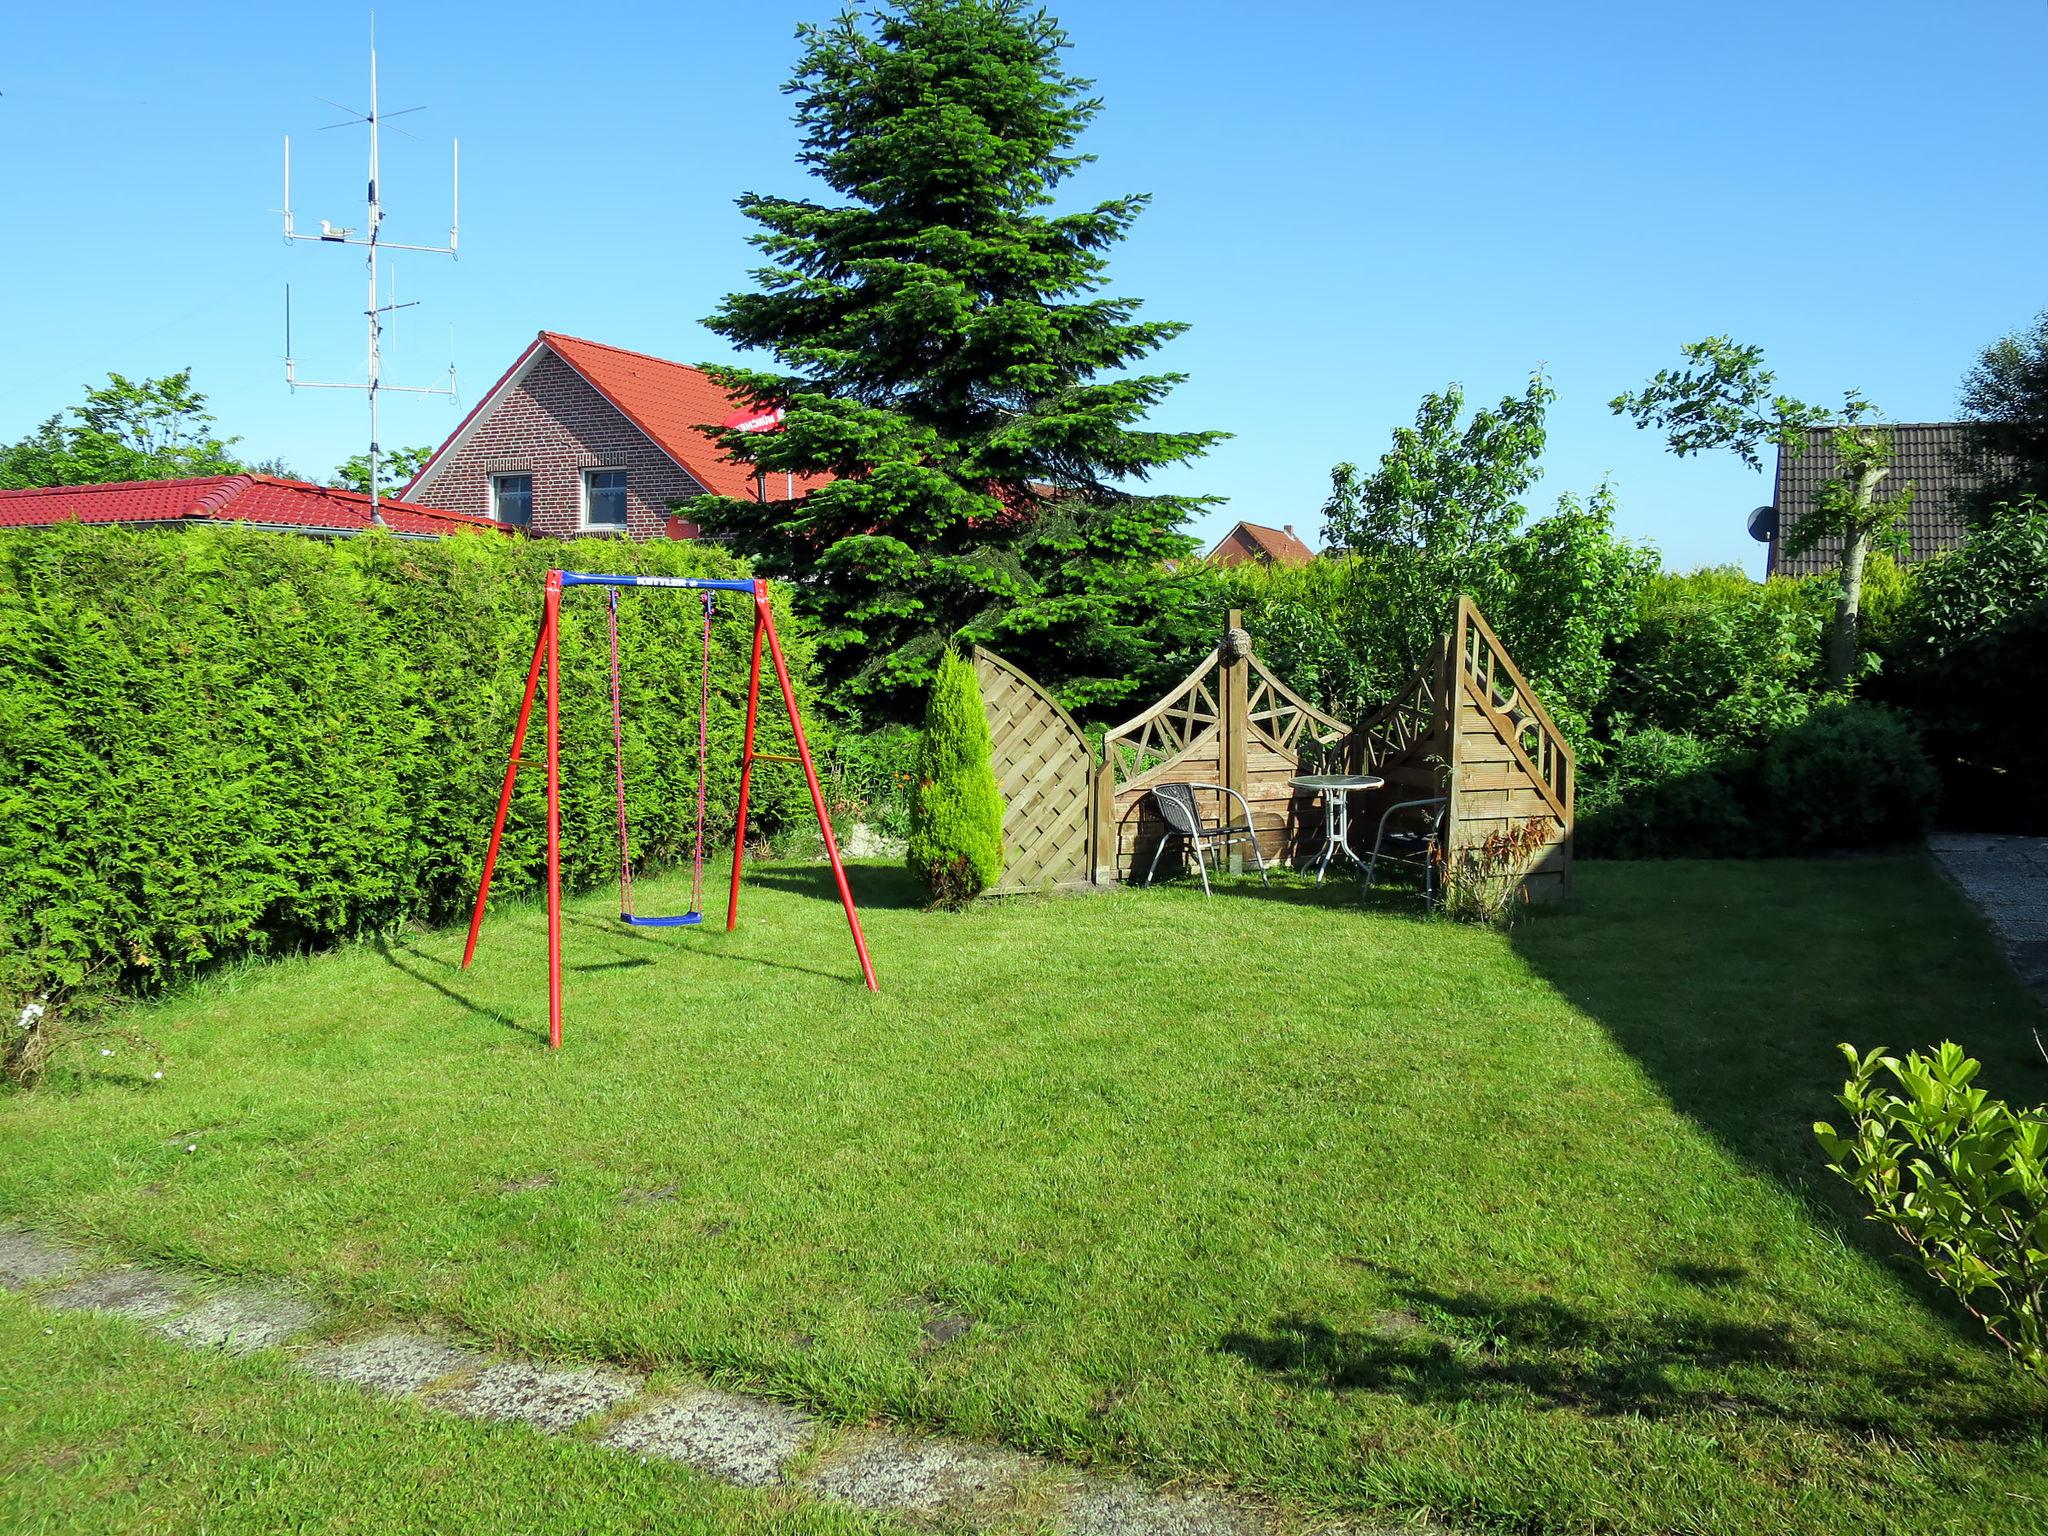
(600, 1386, 818, 1487)
(0, 1230, 85, 1289)
(156, 1286, 323, 1353)
(1931, 833, 2048, 998)
(41, 1265, 194, 1323)
(1057, 1476, 1271, 1536)
(429, 1357, 643, 1434)
(301, 1330, 486, 1396)
(806, 1429, 1044, 1519)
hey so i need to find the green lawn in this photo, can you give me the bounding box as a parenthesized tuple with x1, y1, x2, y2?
(3, 856, 2045, 1535)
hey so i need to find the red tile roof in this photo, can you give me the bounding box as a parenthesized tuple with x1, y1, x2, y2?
(405, 331, 829, 505)
(0, 476, 506, 537)
(1206, 520, 1317, 567)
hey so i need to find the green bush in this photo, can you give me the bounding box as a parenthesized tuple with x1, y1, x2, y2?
(1602, 566, 1832, 750)
(1757, 700, 1937, 852)
(1816, 1042, 2048, 1386)
(905, 650, 1004, 905)
(1881, 502, 2048, 831)
(1577, 729, 1754, 859)
(824, 725, 921, 841)
(0, 524, 820, 990)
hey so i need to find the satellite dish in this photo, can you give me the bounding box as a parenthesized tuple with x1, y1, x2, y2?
(1747, 504, 1779, 543)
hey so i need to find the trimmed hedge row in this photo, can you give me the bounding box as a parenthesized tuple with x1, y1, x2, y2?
(0, 525, 820, 988)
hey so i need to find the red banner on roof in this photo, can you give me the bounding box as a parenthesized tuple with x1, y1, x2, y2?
(720, 404, 785, 434)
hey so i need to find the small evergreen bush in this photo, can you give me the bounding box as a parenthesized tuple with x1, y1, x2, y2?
(1577, 729, 1754, 859)
(905, 651, 1005, 905)
(1758, 700, 1937, 852)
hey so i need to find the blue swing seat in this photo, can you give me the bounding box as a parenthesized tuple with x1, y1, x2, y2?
(621, 911, 703, 928)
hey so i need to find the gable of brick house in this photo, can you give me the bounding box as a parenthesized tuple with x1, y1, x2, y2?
(404, 332, 818, 541)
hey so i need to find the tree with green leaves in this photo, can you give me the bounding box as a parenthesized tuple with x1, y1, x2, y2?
(1611, 336, 1909, 687)
(687, 0, 1222, 720)
(905, 649, 1005, 905)
(331, 445, 434, 496)
(1956, 310, 2048, 521)
(0, 370, 246, 489)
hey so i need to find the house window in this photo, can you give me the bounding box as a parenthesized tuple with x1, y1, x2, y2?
(582, 468, 628, 531)
(491, 473, 532, 529)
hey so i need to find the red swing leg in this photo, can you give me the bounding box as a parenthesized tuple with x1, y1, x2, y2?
(463, 594, 551, 971)
(757, 583, 878, 991)
(543, 571, 565, 1051)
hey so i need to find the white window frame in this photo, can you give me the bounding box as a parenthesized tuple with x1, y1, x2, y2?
(580, 467, 629, 532)
(490, 472, 533, 529)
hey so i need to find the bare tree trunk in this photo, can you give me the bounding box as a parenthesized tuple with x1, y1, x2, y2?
(1826, 464, 1888, 689)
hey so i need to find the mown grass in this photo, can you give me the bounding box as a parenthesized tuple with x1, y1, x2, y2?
(0, 1295, 903, 1536)
(3, 857, 2045, 1535)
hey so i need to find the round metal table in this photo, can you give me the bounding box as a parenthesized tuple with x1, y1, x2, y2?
(1289, 773, 1387, 885)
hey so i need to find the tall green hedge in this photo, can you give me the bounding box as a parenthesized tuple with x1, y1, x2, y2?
(0, 524, 821, 989)
(905, 650, 1004, 905)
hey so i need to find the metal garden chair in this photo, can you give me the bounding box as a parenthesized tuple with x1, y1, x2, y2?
(1142, 782, 1270, 896)
(1365, 790, 1450, 907)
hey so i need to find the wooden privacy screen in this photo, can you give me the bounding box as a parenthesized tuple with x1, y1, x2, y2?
(972, 648, 1095, 894)
(974, 597, 1573, 900)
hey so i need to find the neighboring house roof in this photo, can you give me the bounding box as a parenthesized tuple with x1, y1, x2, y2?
(0, 475, 505, 538)
(1768, 423, 1981, 577)
(1206, 520, 1317, 567)
(405, 331, 825, 504)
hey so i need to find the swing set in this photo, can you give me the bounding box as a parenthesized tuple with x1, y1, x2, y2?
(461, 569, 878, 1050)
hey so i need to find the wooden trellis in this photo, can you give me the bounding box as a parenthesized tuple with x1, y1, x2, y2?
(973, 648, 1095, 894)
(974, 598, 1573, 901)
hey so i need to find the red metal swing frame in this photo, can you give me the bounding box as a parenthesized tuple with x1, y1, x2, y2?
(461, 569, 878, 1049)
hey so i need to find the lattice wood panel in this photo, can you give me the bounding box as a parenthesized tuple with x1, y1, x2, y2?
(974, 649, 1093, 894)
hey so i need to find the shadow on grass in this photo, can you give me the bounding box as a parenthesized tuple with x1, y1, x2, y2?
(372, 936, 536, 1041)
(741, 862, 928, 911)
(1219, 1279, 2033, 1438)
(1508, 856, 2048, 1352)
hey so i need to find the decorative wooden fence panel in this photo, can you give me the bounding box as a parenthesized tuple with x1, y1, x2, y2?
(973, 648, 1095, 894)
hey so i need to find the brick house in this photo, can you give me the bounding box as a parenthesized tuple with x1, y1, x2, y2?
(404, 332, 812, 540)
(1204, 520, 1317, 567)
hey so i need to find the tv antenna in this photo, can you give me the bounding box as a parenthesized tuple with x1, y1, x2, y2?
(279, 14, 458, 525)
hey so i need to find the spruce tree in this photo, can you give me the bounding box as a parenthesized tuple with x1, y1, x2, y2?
(906, 649, 1005, 905)
(690, 0, 1223, 719)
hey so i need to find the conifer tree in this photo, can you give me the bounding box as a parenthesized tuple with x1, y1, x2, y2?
(906, 649, 1005, 905)
(690, 0, 1222, 719)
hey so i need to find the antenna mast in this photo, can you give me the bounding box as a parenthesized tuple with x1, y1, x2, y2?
(279, 15, 459, 525)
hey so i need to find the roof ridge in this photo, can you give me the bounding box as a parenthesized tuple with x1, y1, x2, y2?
(0, 474, 239, 499)
(541, 331, 717, 376)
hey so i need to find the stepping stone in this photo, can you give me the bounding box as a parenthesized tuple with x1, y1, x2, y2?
(1058, 1476, 1272, 1536)
(805, 1429, 1043, 1519)
(600, 1387, 818, 1487)
(42, 1265, 194, 1324)
(156, 1286, 323, 1354)
(302, 1330, 485, 1397)
(0, 1230, 84, 1289)
(429, 1357, 643, 1434)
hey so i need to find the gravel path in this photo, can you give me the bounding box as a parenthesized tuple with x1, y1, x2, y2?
(1929, 833, 2048, 1001)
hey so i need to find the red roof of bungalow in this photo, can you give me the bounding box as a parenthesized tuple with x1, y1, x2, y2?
(1205, 520, 1317, 567)
(0, 475, 507, 538)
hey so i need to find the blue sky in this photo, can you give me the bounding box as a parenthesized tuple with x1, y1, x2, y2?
(3, 1, 2043, 572)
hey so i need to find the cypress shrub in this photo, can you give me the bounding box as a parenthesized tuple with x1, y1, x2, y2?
(0, 524, 822, 990)
(905, 650, 1005, 905)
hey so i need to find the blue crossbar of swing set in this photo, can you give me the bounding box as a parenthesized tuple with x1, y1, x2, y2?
(557, 571, 758, 592)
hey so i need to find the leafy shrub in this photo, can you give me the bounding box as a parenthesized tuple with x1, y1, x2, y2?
(1602, 567, 1832, 751)
(0, 524, 820, 992)
(1576, 728, 1754, 859)
(1757, 700, 1937, 852)
(1816, 1042, 2048, 1385)
(825, 725, 921, 841)
(905, 651, 1005, 905)
(1881, 502, 2048, 830)
(1442, 816, 1553, 926)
